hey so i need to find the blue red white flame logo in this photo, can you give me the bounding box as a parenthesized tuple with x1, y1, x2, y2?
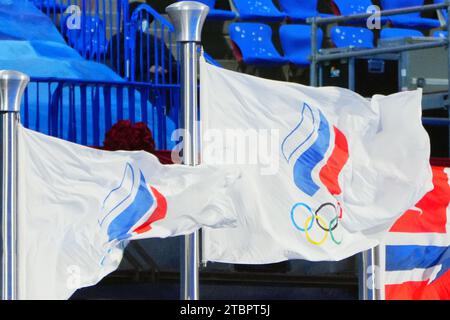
(283, 103, 349, 245)
(99, 163, 167, 242)
(282, 103, 349, 197)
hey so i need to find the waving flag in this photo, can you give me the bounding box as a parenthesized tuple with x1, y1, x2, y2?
(382, 166, 450, 300)
(17, 125, 239, 299)
(200, 57, 432, 263)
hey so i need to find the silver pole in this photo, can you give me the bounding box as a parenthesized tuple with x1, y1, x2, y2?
(359, 251, 369, 300)
(370, 246, 382, 300)
(310, 17, 318, 87)
(166, 1, 209, 301)
(0, 70, 29, 300)
(360, 245, 383, 300)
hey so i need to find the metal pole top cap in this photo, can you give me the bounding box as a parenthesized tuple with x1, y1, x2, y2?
(166, 1, 209, 43)
(0, 70, 30, 113)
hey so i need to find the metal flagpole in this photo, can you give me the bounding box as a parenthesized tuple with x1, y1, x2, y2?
(0, 70, 29, 300)
(360, 245, 383, 300)
(359, 251, 370, 300)
(361, 246, 382, 300)
(370, 246, 382, 300)
(166, 1, 209, 300)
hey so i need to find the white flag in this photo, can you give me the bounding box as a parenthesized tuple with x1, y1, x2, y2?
(17, 125, 238, 299)
(200, 58, 433, 264)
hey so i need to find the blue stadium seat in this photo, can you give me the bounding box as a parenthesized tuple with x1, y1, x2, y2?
(229, 23, 287, 65)
(380, 28, 424, 39)
(380, 0, 441, 29)
(433, 30, 448, 38)
(181, 0, 236, 20)
(279, 24, 323, 66)
(330, 26, 374, 48)
(277, 0, 332, 21)
(333, 0, 388, 24)
(232, 0, 286, 22)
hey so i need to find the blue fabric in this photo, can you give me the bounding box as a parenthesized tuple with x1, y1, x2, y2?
(229, 23, 287, 66)
(331, 26, 374, 48)
(0, 1, 119, 81)
(280, 24, 323, 66)
(380, 0, 441, 28)
(278, 0, 333, 21)
(381, 28, 424, 39)
(0, 40, 121, 81)
(232, 0, 286, 22)
(0, 1, 65, 42)
(30, 40, 81, 59)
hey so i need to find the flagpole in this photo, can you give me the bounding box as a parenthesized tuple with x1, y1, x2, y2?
(360, 245, 384, 300)
(359, 251, 370, 300)
(362, 245, 382, 300)
(166, 2, 209, 300)
(0, 70, 29, 300)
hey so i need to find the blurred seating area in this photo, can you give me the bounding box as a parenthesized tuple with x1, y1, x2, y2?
(27, 0, 448, 84)
(26, 0, 449, 85)
(115, 0, 448, 83)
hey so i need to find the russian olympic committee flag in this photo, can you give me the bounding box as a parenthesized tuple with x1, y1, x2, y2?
(17, 125, 239, 300)
(200, 57, 433, 263)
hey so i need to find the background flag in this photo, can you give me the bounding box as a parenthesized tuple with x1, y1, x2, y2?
(382, 166, 450, 300)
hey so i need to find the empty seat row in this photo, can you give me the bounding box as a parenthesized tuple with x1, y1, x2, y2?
(197, 0, 446, 29)
(229, 22, 448, 68)
(197, 0, 331, 22)
(333, 0, 443, 28)
(229, 23, 321, 67)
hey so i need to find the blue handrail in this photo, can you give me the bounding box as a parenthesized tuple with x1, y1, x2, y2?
(128, 4, 179, 85)
(23, 77, 180, 149)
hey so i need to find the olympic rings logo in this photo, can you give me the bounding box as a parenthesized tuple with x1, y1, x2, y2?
(290, 202, 343, 246)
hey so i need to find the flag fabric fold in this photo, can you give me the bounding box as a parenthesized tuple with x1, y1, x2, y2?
(200, 58, 433, 263)
(17, 125, 239, 299)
